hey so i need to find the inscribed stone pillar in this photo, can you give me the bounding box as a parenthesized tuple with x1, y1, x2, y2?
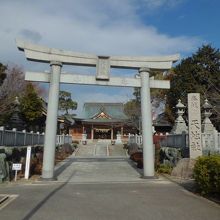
(42, 61, 62, 179)
(139, 67, 155, 177)
(187, 93, 202, 159)
(91, 125, 94, 140)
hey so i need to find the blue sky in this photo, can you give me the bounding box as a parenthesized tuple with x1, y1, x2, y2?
(0, 0, 219, 114)
(140, 0, 220, 50)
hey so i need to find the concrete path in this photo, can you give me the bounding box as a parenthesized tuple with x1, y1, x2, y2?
(55, 157, 143, 183)
(55, 140, 139, 183)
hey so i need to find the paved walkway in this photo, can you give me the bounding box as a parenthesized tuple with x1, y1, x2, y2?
(0, 140, 219, 220)
(55, 140, 140, 183)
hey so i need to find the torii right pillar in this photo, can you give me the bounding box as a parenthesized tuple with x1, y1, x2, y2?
(139, 67, 155, 178)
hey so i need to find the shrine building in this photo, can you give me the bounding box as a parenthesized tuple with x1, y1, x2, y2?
(70, 102, 136, 141)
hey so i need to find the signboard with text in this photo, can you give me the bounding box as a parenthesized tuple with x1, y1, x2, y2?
(12, 163, 22, 171)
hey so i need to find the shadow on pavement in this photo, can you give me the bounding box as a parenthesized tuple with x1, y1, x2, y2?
(54, 158, 75, 178)
(126, 159, 143, 176)
(22, 171, 76, 220)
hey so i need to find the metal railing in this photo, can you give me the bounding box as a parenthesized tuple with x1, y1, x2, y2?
(128, 134, 142, 146)
(0, 127, 72, 147)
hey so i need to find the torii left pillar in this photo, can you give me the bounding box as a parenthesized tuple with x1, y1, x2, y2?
(140, 67, 155, 178)
(42, 61, 62, 180)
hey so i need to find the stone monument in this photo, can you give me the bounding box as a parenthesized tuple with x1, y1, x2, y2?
(187, 93, 202, 159)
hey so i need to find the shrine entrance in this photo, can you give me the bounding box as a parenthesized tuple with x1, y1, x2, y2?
(71, 102, 128, 141)
(94, 128, 111, 139)
(16, 39, 179, 180)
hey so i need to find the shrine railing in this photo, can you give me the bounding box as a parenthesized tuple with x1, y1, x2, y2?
(0, 127, 72, 147)
(128, 134, 142, 146)
(160, 132, 220, 153)
(128, 132, 220, 153)
(160, 133, 189, 148)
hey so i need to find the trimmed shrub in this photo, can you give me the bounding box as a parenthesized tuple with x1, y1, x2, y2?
(193, 155, 220, 195)
(157, 164, 173, 174)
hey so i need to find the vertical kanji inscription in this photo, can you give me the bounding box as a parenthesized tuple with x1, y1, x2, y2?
(188, 93, 202, 158)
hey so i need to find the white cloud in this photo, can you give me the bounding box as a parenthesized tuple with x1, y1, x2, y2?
(0, 0, 198, 61)
(140, 0, 184, 9)
(0, 0, 200, 108)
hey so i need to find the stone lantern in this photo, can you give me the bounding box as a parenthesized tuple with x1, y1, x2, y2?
(7, 96, 25, 131)
(176, 99, 186, 117)
(171, 99, 188, 134)
(202, 99, 216, 133)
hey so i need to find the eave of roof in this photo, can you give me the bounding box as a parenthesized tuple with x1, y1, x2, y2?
(82, 118, 127, 123)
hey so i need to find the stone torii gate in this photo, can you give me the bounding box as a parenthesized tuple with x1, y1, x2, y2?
(16, 39, 179, 180)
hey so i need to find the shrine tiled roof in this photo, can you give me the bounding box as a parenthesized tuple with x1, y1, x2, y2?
(76, 102, 128, 120)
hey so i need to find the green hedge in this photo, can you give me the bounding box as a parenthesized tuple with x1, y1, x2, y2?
(193, 155, 220, 195)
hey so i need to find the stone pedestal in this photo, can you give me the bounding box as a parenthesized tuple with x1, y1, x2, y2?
(171, 158, 196, 179)
(115, 134, 122, 144)
(82, 133, 87, 145)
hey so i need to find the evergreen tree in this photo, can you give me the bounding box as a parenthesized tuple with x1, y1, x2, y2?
(166, 45, 220, 125)
(19, 83, 43, 127)
(59, 90, 77, 115)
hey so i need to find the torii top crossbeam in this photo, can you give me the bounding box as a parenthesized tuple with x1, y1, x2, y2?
(16, 39, 179, 88)
(16, 39, 179, 70)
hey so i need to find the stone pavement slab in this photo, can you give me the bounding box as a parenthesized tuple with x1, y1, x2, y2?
(75, 144, 94, 157)
(108, 144, 127, 156)
(75, 140, 127, 157)
(55, 157, 143, 183)
(95, 142, 107, 156)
